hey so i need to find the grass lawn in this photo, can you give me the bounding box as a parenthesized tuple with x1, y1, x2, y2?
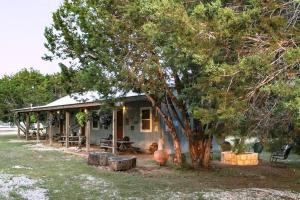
(0, 133, 300, 200)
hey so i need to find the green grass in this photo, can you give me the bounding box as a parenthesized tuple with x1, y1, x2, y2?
(0, 135, 205, 199)
(0, 134, 299, 199)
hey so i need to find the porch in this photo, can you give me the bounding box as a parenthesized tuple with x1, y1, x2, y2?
(13, 92, 162, 155)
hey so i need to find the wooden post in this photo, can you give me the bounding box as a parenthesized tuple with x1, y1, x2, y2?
(112, 109, 118, 155)
(16, 113, 20, 139)
(36, 113, 40, 143)
(25, 113, 30, 140)
(49, 112, 53, 146)
(85, 109, 91, 152)
(65, 111, 70, 148)
(17, 126, 20, 139)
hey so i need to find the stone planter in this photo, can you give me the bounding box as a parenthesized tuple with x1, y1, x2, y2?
(108, 157, 137, 171)
(221, 151, 258, 166)
(87, 152, 114, 166)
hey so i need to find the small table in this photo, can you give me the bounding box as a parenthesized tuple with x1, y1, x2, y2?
(99, 139, 136, 153)
(117, 141, 135, 152)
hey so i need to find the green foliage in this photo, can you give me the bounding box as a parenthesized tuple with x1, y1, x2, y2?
(232, 138, 247, 154)
(0, 69, 66, 122)
(30, 114, 37, 124)
(43, 0, 300, 165)
(220, 142, 231, 151)
(75, 112, 88, 127)
(266, 138, 289, 153)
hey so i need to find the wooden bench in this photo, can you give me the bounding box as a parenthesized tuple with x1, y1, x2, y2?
(100, 139, 113, 151)
(59, 136, 86, 147)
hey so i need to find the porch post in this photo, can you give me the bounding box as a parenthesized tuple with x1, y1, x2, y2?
(25, 113, 30, 141)
(65, 111, 70, 148)
(17, 126, 20, 139)
(36, 113, 40, 143)
(112, 109, 118, 155)
(85, 109, 91, 152)
(49, 112, 53, 146)
(16, 113, 20, 139)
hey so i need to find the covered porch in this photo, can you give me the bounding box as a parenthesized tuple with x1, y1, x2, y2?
(12, 92, 161, 154)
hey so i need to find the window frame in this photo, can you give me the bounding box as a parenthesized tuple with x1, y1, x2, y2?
(140, 107, 152, 132)
(92, 116, 99, 130)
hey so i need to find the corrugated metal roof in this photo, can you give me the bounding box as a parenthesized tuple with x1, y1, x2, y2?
(46, 91, 141, 107)
(12, 91, 144, 112)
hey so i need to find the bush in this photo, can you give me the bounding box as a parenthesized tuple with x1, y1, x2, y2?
(265, 138, 286, 153)
(221, 141, 231, 151)
(294, 134, 300, 155)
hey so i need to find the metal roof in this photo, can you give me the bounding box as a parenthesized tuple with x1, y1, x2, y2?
(13, 91, 145, 113)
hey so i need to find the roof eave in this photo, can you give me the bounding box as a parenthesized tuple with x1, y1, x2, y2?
(12, 95, 147, 113)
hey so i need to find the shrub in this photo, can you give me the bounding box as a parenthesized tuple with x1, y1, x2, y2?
(265, 138, 286, 153)
(221, 141, 231, 151)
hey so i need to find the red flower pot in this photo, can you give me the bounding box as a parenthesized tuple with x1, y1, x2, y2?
(154, 150, 169, 166)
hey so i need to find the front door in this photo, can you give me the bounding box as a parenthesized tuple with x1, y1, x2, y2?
(117, 110, 123, 140)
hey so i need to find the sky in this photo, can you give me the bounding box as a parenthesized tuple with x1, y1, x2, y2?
(0, 0, 63, 76)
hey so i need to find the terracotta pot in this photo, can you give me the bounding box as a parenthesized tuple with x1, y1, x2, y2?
(154, 150, 169, 166)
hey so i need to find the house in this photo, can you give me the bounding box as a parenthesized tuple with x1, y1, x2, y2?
(13, 91, 174, 153)
(13, 91, 220, 154)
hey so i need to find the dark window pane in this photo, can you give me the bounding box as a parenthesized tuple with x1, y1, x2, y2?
(93, 120, 98, 128)
(142, 120, 150, 130)
(142, 109, 150, 119)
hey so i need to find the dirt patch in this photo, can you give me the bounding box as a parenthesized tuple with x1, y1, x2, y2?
(76, 174, 120, 199)
(152, 190, 200, 199)
(23, 143, 60, 151)
(8, 139, 32, 143)
(12, 165, 33, 170)
(202, 188, 300, 200)
(0, 173, 48, 200)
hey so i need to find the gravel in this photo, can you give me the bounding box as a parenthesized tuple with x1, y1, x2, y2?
(202, 188, 300, 200)
(0, 173, 48, 200)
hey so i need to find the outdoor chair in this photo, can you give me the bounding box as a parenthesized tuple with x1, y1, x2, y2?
(99, 134, 113, 151)
(270, 144, 293, 163)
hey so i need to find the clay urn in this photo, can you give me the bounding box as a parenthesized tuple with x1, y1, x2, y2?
(154, 138, 169, 166)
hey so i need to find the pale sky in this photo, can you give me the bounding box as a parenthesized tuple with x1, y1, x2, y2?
(0, 0, 63, 76)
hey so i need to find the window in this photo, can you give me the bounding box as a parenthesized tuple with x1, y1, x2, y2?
(92, 118, 99, 129)
(140, 107, 152, 132)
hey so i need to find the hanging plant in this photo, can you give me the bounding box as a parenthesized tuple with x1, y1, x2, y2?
(76, 112, 88, 127)
(97, 104, 113, 127)
(99, 114, 112, 127)
(30, 114, 37, 124)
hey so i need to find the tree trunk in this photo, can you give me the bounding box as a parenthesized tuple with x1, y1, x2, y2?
(145, 95, 183, 166)
(171, 133, 182, 165)
(188, 136, 212, 168)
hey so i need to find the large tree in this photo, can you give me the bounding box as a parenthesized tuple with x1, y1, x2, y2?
(44, 0, 300, 168)
(0, 69, 66, 122)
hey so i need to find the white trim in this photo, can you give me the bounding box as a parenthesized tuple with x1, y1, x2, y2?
(140, 107, 152, 132)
